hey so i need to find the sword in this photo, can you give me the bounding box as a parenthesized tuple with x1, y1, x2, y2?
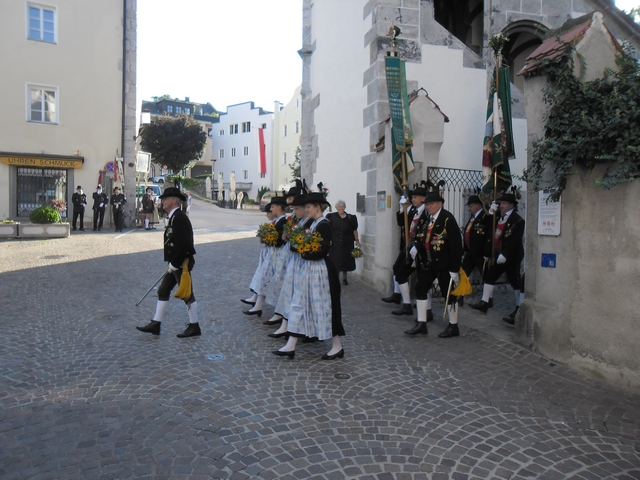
(442, 277, 454, 322)
(135, 271, 166, 307)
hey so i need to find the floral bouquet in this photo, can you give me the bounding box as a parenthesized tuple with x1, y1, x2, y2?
(289, 227, 322, 254)
(282, 216, 299, 237)
(351, 246, 363, 259)
(256, 223, 279, 246)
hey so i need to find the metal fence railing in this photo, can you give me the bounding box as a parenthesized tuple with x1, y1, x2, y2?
(426, 166, 483, 232)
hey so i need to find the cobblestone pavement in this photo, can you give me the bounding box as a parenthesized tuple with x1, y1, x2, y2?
(1, 203, 639, 479)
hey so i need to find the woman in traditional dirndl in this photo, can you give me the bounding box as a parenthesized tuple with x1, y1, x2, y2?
(273, 192, 345, 360)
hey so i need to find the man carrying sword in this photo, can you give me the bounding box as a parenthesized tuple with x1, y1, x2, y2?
(136, 187, 200, 338)
(404, 189, 463, 338)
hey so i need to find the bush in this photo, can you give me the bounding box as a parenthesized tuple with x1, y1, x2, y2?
(29, 206, 61, 224)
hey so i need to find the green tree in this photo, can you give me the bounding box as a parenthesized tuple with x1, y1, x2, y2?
(289, 146, 301, 180)
(140, 115, 207, 183)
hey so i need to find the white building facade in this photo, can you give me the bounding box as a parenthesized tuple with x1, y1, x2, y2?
(272, 86, 302, 192)
(299, 0, 638, 292)
(0, 0, 136, 224)
(213, 102, 273, 203)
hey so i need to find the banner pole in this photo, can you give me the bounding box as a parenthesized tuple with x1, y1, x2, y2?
(401, 151, 410, 256)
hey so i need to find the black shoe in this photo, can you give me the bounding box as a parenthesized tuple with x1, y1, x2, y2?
(469, 300, 491, 313)
(321, 349, 344, 360)
(136, 320, 161, 335)
(263, 317, 283, 325)
(268, 332, 288, 338)
(302, 337, 318, 343)
(243, 309, 262, 317)
(93, 228, 97, 231)
(438, 323, 460, 338)
(405, 321, 428, 335)
(272, 350, 295, 358)
(177, 322, 201, 338)
(458, 296, 464, 307)
(79, 228, 85, 231)
(72, 227, 77, 231)
(240, 299, 256, 306)
(342, 279, 348, 285)
(427, 309, 434, 322)
(381, 293, 402, 304)
(503, 306, 519, 325)
(392, 303, 413, 316)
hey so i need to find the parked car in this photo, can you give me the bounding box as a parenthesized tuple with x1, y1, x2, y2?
(136, 184, 162, 198)
(151, 175, 171, 184)
(259, 191, 278, 211)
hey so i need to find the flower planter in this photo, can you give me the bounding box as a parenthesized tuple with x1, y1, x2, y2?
(19, 223, 70, 238)
(0, 223, 20, 238)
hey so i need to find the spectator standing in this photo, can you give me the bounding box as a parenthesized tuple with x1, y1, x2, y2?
(71, 186, 87, 231)
(92, 184, 108, 231)
(110, 186, 126, 232)
(141, 187, 156, 230)
(326, 200, 360, 285)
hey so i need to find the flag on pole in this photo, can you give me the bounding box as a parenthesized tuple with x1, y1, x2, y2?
(385, 52, 415, 195)
(480, 65, 514, 199)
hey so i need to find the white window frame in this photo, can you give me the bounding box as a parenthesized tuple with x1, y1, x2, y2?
(219, 129, 224, 136)
(230, 124, 238, 135)
(27, 84, 58, 124)
(295, 121, 299, 134)
(261, 123, 267, 129)
(260, 172, 266, 178)
(219, 149, 224, 158)
(27, 3, 57, 43)
(184, 107, 191, 115)
(283, 125, 288, 137)
(282, 153, 287, 166)
(176, 106, 182, 114)
(231, 147, 236, 157)
(243, 146, 249, 156)
(242, 121, 251, 133)
(243, 170, 248, 180)
(167, 105, 173, 113)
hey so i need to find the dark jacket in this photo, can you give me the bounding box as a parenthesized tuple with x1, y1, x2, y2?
(273, 215, 288, 248)
(142, 194, 155, 214)
(414, 208, 463, 272)
(396, 205, 419, 251)
(92, 191, 108, 210)
(485, 211, 525, 263)
(110, 193, 126, 209)
(463, 210, 490, 258)
(72, 192, 87, 211)
(164, 209, 196, 268)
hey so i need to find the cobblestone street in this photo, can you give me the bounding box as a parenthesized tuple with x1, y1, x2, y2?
(1, 203, 639, 479)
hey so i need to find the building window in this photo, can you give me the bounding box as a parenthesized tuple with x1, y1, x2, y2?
(176, 106, 182, 114)
(28, 4, 56, 43)
(242, 121, 251, 133)
(295, 121, 299, 134)
(261, 123, 267, 129)
(167, 105, 173, 113)
(219, 149, 224, 158)
(184, 107, 191, 115)
(28, 85, 57, 123)
(219, 129, 224, 136)
(243, 146, 249, 156)
(230, 124, 238, 135)
(260, 173, 266, 178)
(231, 147, 236, 157)
(243, 170, 248, 180)
(282, 153, 287, 166)
(283, 125, 288, 137)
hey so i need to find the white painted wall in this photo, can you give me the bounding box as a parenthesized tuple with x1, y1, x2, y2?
(272, 85, 302, 191)
(214, 102, 273, 201)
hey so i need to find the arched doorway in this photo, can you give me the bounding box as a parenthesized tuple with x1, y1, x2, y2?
(501, 20, 547, 92)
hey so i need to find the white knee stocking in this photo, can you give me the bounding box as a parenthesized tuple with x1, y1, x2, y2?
(393, 278, 400, 294)
(187, 301, 198, 324)
(416, 300, 428, 323)
(426, 290, 432, 310)
(399, 282, 411, 304)
(447, 303, 458, 325)
(482, 284, 494, 303)
(153, 300, 169, 322)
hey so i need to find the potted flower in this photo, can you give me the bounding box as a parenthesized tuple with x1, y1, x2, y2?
(20, 199, 70, 238)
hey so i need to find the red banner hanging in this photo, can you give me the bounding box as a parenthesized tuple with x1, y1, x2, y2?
(258, 128, 266, 174)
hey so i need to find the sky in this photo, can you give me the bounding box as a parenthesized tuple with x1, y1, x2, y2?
(136, 0, 303, 116)
(136, 0, 639, 119)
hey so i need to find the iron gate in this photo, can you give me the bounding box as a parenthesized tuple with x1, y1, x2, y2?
(17, 167, 68, 218)
(426, 166, 483, 232)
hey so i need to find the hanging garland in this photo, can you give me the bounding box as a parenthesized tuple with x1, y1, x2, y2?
(521, 42, 640, 201)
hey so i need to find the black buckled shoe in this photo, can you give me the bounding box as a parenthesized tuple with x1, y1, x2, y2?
(469, 300, 491, 313)
(381, 293, 402, 304)
(392, 303, 413, 316)
(438, 323, 460, 338)
(177, 322, 201, 338)
(136, 320, 161, 335)
(404, 321, 428, 335)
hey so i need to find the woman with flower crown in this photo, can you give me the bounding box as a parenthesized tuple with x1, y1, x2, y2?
(242, 196, 288, 316)
(273, 192, 345, 360)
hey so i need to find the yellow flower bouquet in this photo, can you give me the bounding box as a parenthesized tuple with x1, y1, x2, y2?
(256, 223, 279, 246)
(282, 216, 299, 237)
(351, 246, 363, 259)
(289, 227, 323, 255)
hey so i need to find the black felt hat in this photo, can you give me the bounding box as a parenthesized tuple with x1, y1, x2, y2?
(267, 196, 287, 207)
(410, 186, 428, 197)
(303, 192, 329, 206)
(159, 187, 187, 201)
(466, 195, 483, 206)
(290, 195, 307, 206)
(498, 193, 518, 205)
(425, 192, 445, 203)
